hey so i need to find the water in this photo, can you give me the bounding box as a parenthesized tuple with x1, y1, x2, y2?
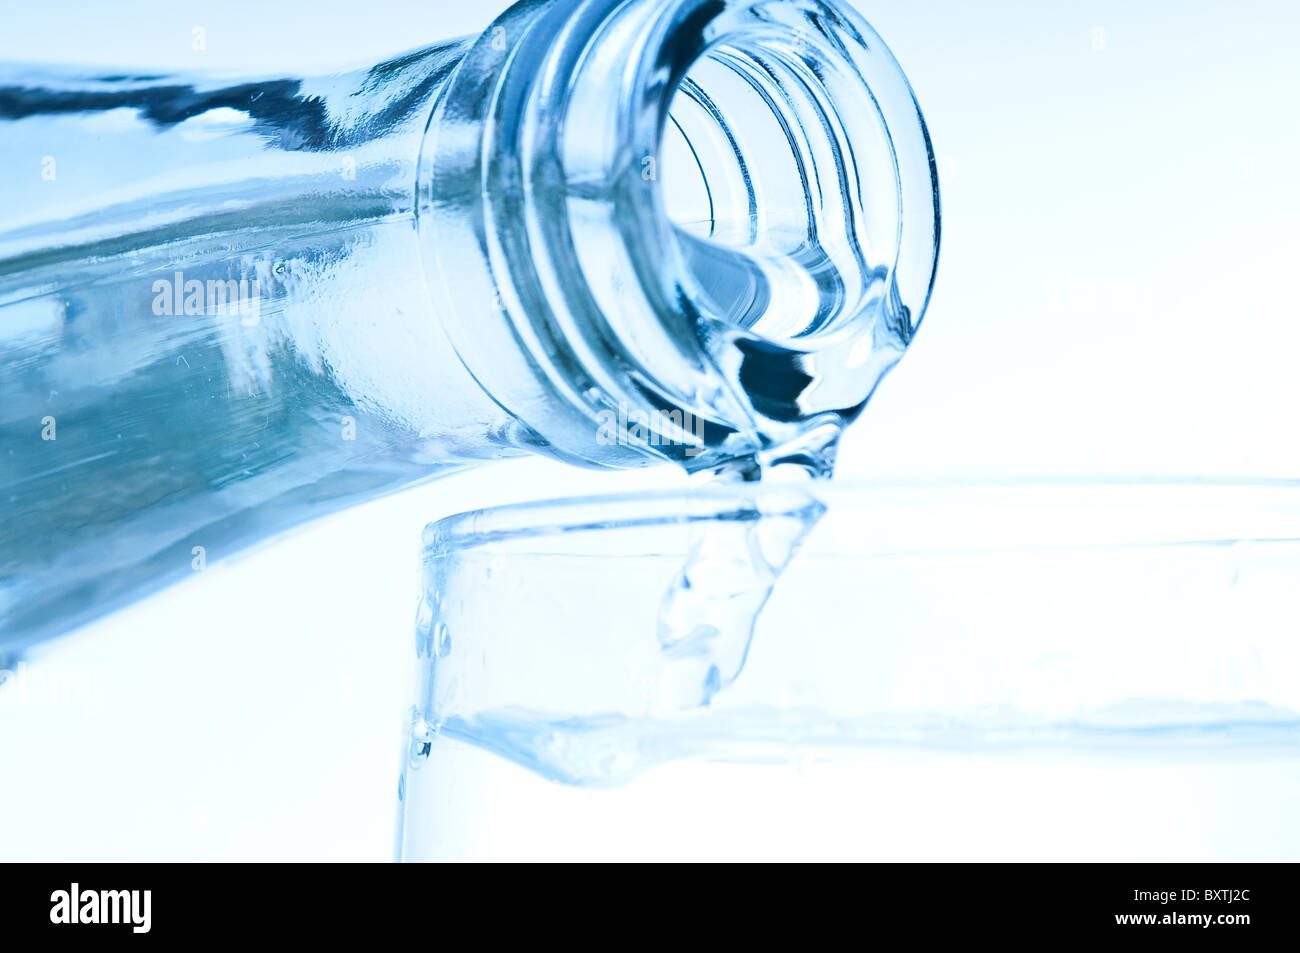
(398, 481, 1300, 859)
(424, 702, 1300, 788)
(399, 732, 1300, 861)
(411, 517, 1300, 789)
(656, 455, 832, 709)
(401, 549, 1300, 858)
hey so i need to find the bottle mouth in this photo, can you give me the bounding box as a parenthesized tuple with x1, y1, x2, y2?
(418, 0, 939, 470)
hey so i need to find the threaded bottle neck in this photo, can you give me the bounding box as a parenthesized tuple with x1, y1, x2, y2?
(417, 0, 939, 472)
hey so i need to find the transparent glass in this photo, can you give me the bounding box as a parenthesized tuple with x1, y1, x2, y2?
(0, 0, 939, 649)
(397, 481, 1300, 861)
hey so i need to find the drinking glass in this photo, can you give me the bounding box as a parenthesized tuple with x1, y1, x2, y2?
(396, 481, 1300, 861)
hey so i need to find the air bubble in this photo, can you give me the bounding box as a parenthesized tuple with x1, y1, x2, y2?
(408, 714, 435, 768)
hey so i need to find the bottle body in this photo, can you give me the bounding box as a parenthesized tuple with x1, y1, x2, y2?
(0, 38, 521, 647)
(0, 0, 940, 649)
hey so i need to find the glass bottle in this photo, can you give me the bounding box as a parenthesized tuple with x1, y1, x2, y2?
(0, 0, 939, 648)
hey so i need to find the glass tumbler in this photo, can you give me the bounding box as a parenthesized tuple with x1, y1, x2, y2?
(396, 481, 1300, 861)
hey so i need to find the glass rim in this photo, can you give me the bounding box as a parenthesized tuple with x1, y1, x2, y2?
(420, 476, 1300, 557)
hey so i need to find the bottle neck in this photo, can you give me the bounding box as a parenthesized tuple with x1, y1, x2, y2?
(419, 0, 940, 474)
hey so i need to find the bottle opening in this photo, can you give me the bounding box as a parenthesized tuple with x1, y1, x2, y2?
(661, 30, 897, 349)
(639, 0, 940, 446)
